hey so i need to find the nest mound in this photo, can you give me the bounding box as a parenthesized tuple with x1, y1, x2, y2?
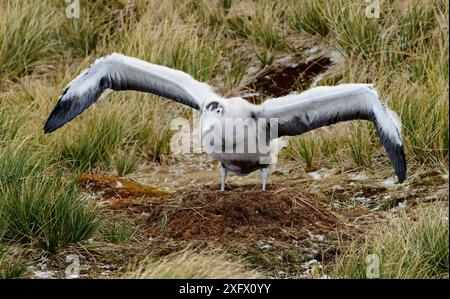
(79, 175, 350, 246)
(146, 186, 348, 245)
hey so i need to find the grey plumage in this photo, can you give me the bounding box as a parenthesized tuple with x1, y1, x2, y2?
(44, 53, 407, 190)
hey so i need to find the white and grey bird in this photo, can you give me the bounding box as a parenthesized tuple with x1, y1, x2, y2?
(44, 53, 406, 191)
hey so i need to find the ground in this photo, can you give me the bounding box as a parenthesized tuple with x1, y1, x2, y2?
(24, 153, 448, 279)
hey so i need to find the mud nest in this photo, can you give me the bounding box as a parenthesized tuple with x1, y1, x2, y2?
(145, 186, 348, 245)
(80, 174, 350, 246)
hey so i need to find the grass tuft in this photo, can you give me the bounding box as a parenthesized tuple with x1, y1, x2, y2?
(0, 1, 58, 81)
(331, 205, 449, 278)
(101, 221, 136, 244)
(290, 0, 330, 36)
(0, 144, 100, 253)
(123, 248, 264, 279)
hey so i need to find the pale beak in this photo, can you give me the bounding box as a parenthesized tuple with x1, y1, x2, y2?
(201, 118, 218, 137)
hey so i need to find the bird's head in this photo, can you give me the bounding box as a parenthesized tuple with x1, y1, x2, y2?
(200, 101, 224, 135)
(202, 101, 224, 115)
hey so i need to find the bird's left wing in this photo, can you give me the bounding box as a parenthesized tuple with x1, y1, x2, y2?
(44, 53, 220, 133)
(256, 84, 406, 182)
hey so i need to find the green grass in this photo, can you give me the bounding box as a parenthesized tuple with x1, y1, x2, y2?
(0, 250, 26, 279)
(101, 221, 136, 244)
(321, 137, 342, 167)
(0, 0, 447, 167)
(56, 110, 127, 171)
(0, 176, 100, 253)
(0, 145, 44, 192)
(0, 106, 25, 143)
(0, 204, 26, 279)
(255, 49, 276, 67)
(0, 145, 100, 253)
(290, 0, 330, 36)
(126, 98, 174, 162)
(114, 149, 140, 177)
(283, 136, 320, 170)
(59, 1, 126, 57)
(250, 1, 286, 51)
(331, 205, 449, 278)
(347, 123, 375, 169)
(0, 1, 58, 81)
(327, 1, 383, 61)
(221, 50, 252, 93)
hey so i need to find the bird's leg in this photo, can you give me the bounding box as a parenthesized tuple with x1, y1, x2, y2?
(220, 165, 228, 192)
(260, 167, 268, 191)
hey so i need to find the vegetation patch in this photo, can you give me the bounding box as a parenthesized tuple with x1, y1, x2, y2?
(331, 205, 449, 278)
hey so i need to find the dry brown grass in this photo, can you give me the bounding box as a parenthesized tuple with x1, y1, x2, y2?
(123, 247, 265, 279)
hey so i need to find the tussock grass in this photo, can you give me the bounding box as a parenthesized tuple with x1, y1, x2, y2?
(274, 0, 447, 168)
(290, 0, 330, 36)
(0, 1, 58, 82)
(0, 249, 26, 279)
(0, 144, 100, 253)
(283, 136, 321, 171)
(347, 123, 375, 169)
(0, 106, 26, 143)
(114, 149, 140, 177)
(326, 1, 383, 61)
(0, 145, 44, 191)
(56, 110, 127, 171)
(332, 205, 449, 278)
(0, 175, 100, 253)
(250, 1, 286, 51)
(51, 94, 174, 171)
(123, 248, 264, 279)
(1, 0, 446, 167)
(126, 97, 174, 162)
(59, 0, 126, 57)
(101, 221, 136, 244)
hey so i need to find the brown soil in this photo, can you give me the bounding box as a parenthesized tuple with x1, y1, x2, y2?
(153, 188, 348, 245)
(78, 173, 357, 249)
(247, 55, 333, 103)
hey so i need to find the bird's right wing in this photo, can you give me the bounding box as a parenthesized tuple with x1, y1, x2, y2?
(256, 84, 406, 182)
(44, 53, 220, 133)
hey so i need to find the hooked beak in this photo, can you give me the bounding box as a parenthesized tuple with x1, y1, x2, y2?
(201, 118, 218, 137)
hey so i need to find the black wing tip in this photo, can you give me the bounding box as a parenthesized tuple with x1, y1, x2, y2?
(378, 128, 407, 184)
(393, 144, 407, 184)
(43, 101, 70, 134)
(43, 121, 59, 134)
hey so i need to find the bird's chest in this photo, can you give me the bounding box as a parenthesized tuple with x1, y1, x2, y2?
(214, 153, 263, 175)
(200, 111, 273, 174)
(204, 128, 270, 174)
(201, 118, 270, 154)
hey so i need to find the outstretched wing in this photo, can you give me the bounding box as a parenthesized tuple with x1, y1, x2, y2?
(44, 53, 220, 133)
(257, 84, 406, 182)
